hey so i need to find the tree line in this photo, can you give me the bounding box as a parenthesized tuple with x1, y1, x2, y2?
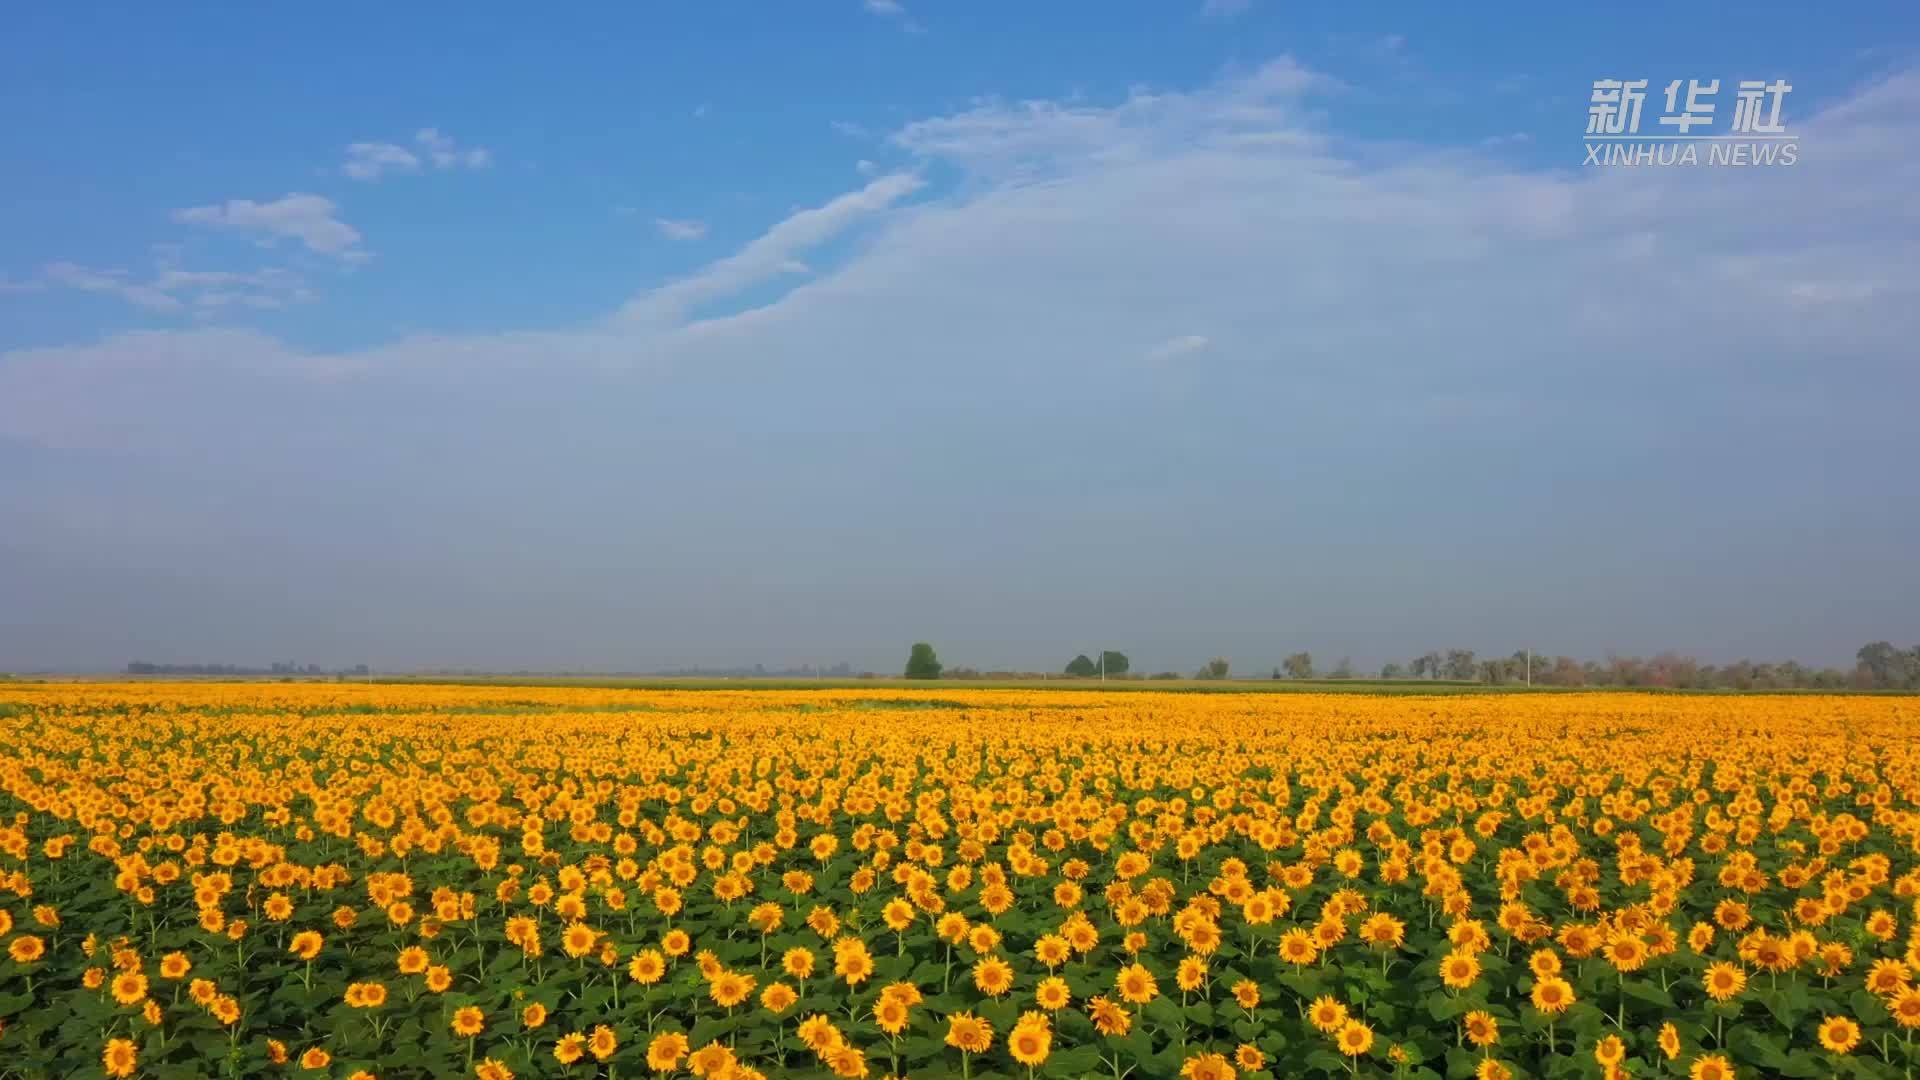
(902, 641, 1920, 689)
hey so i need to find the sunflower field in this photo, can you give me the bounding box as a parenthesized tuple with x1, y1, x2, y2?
(1, 683, 1918, 1080)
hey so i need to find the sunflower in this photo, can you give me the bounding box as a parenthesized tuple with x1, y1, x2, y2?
(1361, 912, 1406, 949)
(1658, 1021, 1681, 1059)
(945, 1012, 993, 1054)
(1116, 962, 1158, 1004)
(1079, 992, 1128, 1034)
(288, 931, 324, 962)
(1179, 1052, 1235, 1080)
(588, 1025, 618, 1062)
(872, 994, 910, 1035)
(1308, 996, 1349, 1033)
(1868, 958, 1913, 994)
(1603, 934, 1647, 972)
(1702, 962, 1746, 1002)
(710, 970, 756, 1008)
(450, 1006, 485, 1037)
(1463, 1010, 1499, 1047)
(1530, 976, 1574, 1014)
(7, 936, 45, 964)
(1176, 956, 1208, 992)
(1441, 949, 1482, 990)
(1689, 1053, 1734, 1080)
(1528, 948, 1562, 978)
(973, 956, 1015, 997)
(1818, 1015, 1862, 1055)
(1338, 1019, 1375, 1056)
(1009, 1013, 1052, 1067)
(1035, 975, 1072, 1011)
(646, 1032, 690, 1070)
(102, 1037, 138, 1079)
(554, 1032, 586, 1065)
(561, 922, 597, 959)
(110, 971, 148, 1006)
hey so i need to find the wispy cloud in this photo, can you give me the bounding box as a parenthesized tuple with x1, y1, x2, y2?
(1201, 0, 1252, 17)
(617, 171, 924, 326)
(654, 218, 709, 241)
(1146, 334, 1211, 361)
(172, 193, 365, 259)
(35, 261, 311, 314)
(4, 63, 1919, 672)
(343, 141, 420, 181)
(344, 129, 491, 180)
(415, 128, 492, 170)
(42, 263, 182, 313)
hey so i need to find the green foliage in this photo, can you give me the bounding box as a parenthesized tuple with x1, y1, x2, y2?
(904, 642, 943, 680)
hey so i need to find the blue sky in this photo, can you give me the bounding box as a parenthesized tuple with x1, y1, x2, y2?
(3, 3, 1917, 672)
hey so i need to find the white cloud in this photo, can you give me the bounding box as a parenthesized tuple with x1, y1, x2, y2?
(343, 141, 421, 180)
(616, 171, 924, 325)
(1146, 334, 1211, 361)
(172, 193, 365, 259)
(6, 61, 1919, 503)
(654, 218, 709, 241)
(36, 261, 312, 314)
(415, 128, 492, 170)
(864, 0, 904, 14)
(343, 130, 491, 179)
(891, 58, 1328, 180)
(43, 262, 182, 313)
(6, 57, 1919, 671)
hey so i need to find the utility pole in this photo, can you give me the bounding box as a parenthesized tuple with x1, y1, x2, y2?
(1525, 649, 1531, 687)
(1099, 651, 1105, 682)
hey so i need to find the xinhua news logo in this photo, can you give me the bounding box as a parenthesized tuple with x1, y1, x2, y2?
(1585, 79, 1797, 167)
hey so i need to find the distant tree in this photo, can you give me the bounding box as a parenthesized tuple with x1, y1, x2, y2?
(1546, 656, 1584, 686)
(1099, 651, 1131, 676)
(1505, 650, 1531, 684)
(1330, 657, 1354, 679)
(1065, 654, 1097, 677)
(1380, 661, 1406, 679)
(904, 643, 943, 680)
(1197, 657, 1231, 679)
(1856, 641, 1920, 689)
(1283, 652, 1314, 679)
(1412, 651, 1444, 679)
(1444, 649, 1478, 681)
